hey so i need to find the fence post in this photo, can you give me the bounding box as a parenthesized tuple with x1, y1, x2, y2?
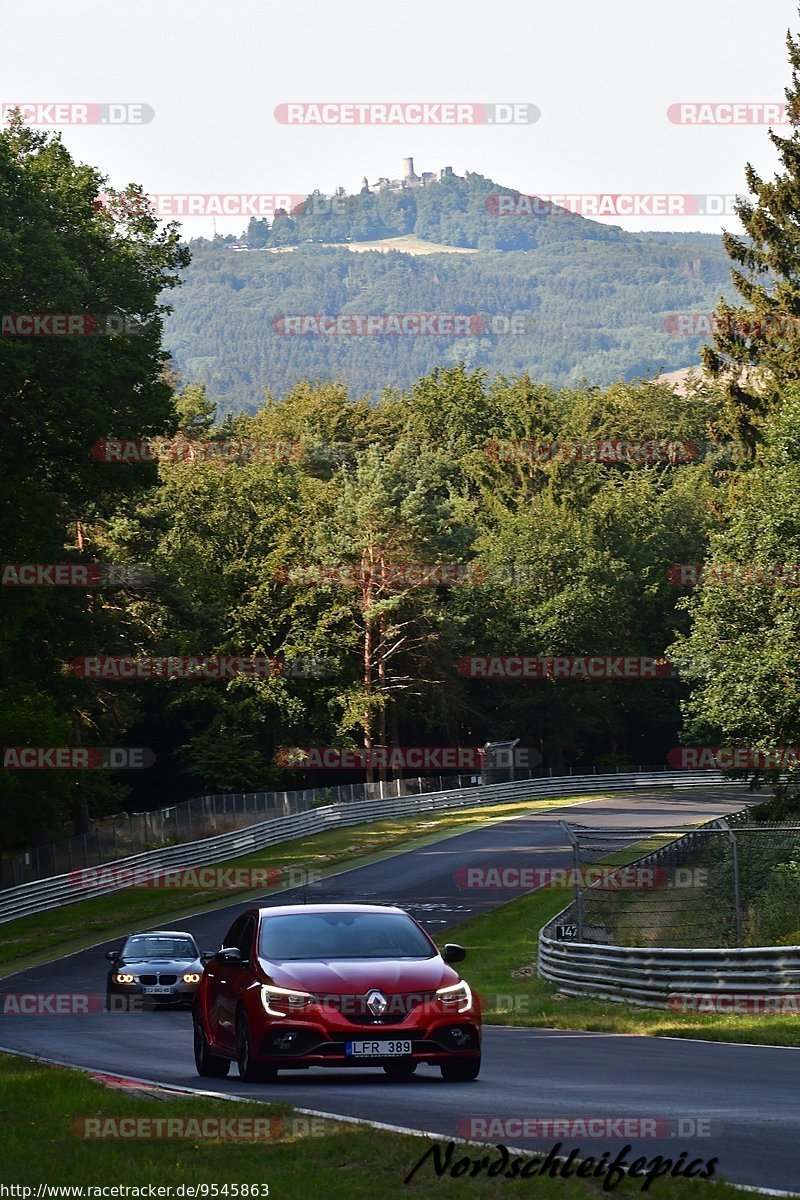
(717, 819, 742, 948)
(731, 829, 743, 948)
(560, 822, 582, 941)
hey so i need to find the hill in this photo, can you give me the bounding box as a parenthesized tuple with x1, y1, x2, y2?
(162, 171, 735, 415)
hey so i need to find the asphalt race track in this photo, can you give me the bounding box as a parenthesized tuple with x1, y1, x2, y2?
(3, 790, 798, 1194)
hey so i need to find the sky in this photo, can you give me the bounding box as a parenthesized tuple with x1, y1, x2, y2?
(2, 0, 798, 238)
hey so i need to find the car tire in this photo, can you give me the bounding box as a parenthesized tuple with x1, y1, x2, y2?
(193, 1008, 230, 1078)
(236, 1011, 276, 1082)
(383, 1061, 417, 1081)
(440, 1056, 481, 1082)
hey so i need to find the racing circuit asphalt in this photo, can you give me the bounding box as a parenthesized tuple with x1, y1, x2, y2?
(2, 790, 798, 1194)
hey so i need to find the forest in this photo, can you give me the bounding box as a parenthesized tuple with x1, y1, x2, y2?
(5, 18, 800, 854)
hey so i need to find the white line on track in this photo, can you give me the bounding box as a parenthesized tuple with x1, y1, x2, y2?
(0, 1045, 797, 1199)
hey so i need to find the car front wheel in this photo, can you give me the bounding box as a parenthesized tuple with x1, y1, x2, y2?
(193, 1008, 230, 1078)
(440, 1055, 481, 1082)
(236, 1012, 276, 1082)
(383, 1061, 417, 1080)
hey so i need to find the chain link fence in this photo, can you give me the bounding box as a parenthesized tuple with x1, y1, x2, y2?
(1, 761, 680, 890)
(555, 815, 800, 949)
(0, 772, 486, 888)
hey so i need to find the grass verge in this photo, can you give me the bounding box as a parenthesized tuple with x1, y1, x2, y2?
(437, 887, 800, 1046)
(0, 1052, 764, 1197)
(0, 793, 596, 977)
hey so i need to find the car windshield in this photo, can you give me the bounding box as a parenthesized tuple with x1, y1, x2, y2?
(258, 912, 435, 960)
(122, 935, 197, 959)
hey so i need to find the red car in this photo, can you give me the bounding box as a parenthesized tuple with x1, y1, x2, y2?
(193, 903, 481, 1082)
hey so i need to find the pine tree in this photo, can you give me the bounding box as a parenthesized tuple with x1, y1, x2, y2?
(703, 13, 800, 450)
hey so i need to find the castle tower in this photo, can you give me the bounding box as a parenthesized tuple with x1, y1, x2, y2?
(402, 157, 416, 181)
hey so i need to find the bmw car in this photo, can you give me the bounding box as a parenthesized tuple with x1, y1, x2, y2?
(105, 929, 212, 1009)
(193, 903, 481, 1081)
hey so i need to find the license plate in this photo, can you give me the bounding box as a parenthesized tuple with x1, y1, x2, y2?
(345, 1039, 412, 1057)
(143, 986, 174, 995)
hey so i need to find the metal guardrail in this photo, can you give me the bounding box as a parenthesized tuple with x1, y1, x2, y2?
(0, 769, 736, 925)
(537, 806, 800, 1007)
(537, 940, 800, 1008)
(1, 771, 487, 888)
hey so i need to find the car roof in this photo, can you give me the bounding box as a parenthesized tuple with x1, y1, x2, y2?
(126, 929, 198, 938)
(256, 903, 410, 918)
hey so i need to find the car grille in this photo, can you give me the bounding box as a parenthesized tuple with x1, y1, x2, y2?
(331, 992, 435, 1026)
(137, 973, 178, 985)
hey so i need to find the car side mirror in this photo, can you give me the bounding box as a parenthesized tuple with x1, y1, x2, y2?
(105, 950, 120, 961)
(201, 950, 214, 962)
(218, 946, 243, 963)
(443, 943, 466, 964)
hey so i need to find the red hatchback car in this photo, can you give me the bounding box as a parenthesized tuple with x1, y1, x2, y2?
(193, 903, 481, 1082)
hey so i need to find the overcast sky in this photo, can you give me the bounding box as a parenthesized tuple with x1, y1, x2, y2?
(2, 0, 798, 237)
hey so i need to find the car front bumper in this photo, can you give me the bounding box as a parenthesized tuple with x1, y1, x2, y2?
(252, 1017, 481, 1066)
(106, 981, 199, 1009)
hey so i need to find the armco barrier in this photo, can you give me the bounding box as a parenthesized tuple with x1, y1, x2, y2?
(537, 811, 800, 1008)
(0, 770, 740, 925)
(537, 940, 800, 1008)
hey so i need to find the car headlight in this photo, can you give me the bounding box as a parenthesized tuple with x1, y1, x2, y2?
(435, 981, 473, 1013)
(113, 973, 136, 984)
(261, 984, 315, 1016)
(183, 973, 201, 984)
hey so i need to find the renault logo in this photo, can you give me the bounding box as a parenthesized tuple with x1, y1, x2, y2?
(365, 989, 388, 1016)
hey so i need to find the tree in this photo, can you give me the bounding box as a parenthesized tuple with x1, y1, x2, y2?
(175, 383, 217, 438)
(310, 440, 477, 780)
(268, 213, 299, 247)
(246, 217, 270, 248)
(0, 114, 188, 847)
(670, 388, 800, 810)
(703, 13, 800, 450)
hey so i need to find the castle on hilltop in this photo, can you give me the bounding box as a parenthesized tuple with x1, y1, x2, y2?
(360, 158, 457, 194)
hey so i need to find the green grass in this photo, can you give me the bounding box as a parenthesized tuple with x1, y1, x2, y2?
(0, 1052, 764, 1197)
(437, 887, 800, 1045)
(0, 793, 597, 977)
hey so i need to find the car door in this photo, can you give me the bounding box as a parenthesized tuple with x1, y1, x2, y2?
(207, 915, 246, 1051)
(214, 914, 256, 1052)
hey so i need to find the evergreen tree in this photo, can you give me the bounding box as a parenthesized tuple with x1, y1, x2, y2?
(703, 13, 800, 450)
